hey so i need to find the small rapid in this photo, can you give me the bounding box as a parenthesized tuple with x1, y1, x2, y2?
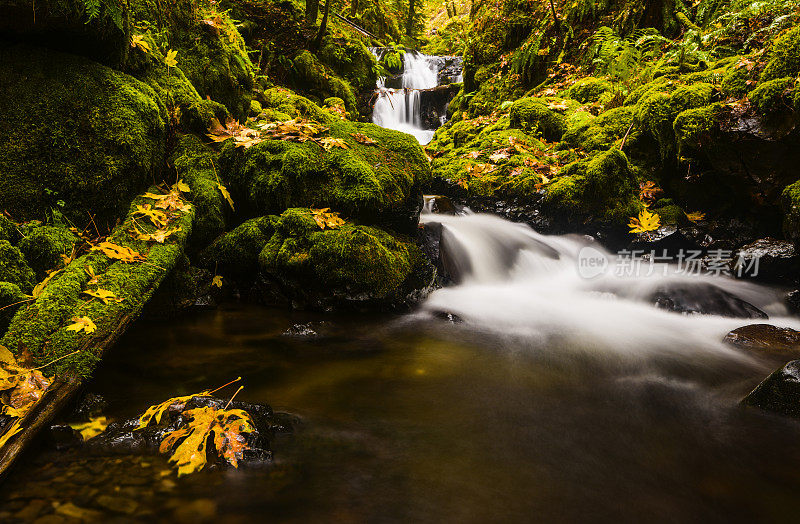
(419, 210, 800, 358)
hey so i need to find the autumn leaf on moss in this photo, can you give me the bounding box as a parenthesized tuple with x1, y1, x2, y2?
(144, 190, 191, 213)
(32, 270, 60, 298)
(82, 288, 122, 304)
(85, 265, 99, 285)
(66, 316, 97, 334)
(134, 204, 169, 228)
(489, 148, 512, 163)
(218, 184, 235, 211)
(259, 119, 326, 142)
(686, 211, 706, 224)
(131, 34, 151, 53)
(164, 49, 178, 67)
(350, 133, 377, 145)
(134, 225, 182, 244)
(318, 137, 350, 151)
(172, 179, 191, 193)
(628, 208, 661, 234)
(464, 150, 482, 159)
(311, 208, 345, 230)
(69, 416, 109, 441)
(92, 241, 144, 263)
(159, 406, 254, 476)
(466, 163, 496, 178)
(137, 391, 211, 429)
(212, 275, 223, 288)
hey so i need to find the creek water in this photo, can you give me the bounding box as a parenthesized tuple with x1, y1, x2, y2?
(4, 212, 800, 522)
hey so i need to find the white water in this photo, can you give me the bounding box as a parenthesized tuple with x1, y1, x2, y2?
(372, 52, 439, 145)
(420, 212, 800, 359)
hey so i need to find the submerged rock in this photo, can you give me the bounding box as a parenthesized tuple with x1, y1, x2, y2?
(649, 282, 767, 318)
(743, 360, 800, 418)
(724, 324, 800, 353)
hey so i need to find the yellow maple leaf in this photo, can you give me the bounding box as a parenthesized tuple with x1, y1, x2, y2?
(173, 179, 191, 193)
(212, 275, 223, 288)
(91, 241, 144, 263)
(159, 406, 254, 476)
(82, 288, 122, 304)
(131, 34, 151, 53)
(628, 208, 661, 234)
(69, 416, 109, 441)
(310, 208, 346, 230)
(218, 184, 235, 211)
(0, 420, 22, 449)
(134, 204, 169, 227)
(164, 49, 178, 67)
(32, 270, 60, 298)
(318, 137, 350, 151)
(137, 391, 211, 429)
(66, 316, 97, 334)
(686, 211, 706, 224)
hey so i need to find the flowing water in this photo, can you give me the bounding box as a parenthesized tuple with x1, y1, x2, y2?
(5, 213, 800, 523)
(371, 52, 440, 144)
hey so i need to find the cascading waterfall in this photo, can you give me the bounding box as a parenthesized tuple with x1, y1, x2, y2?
(419, 210, 800, 358)
(372, 52, 440, 145)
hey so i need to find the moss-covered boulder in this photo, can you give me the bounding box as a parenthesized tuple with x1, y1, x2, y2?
(0, 282, 25, 334)
(199, 216, 278, 278)
(0, 216, 19, 244)
(562, 106, 642, 153)
(566, 77, 614, 104)
(258, 209, 432, 310)
(0, 44, 167, 228)
(318, 37, 378, 93)
(544, 149, 640, 225)
(17, 224, 79, 280)
(749, 77, 795, 114)
(0, 0, 130, 68)
(221, 118, 429, 233)
(509, 97, 568, 141)
(290, 51, 358, 115)
(761, 26, 800, 82)
(0, 241, 36, 294)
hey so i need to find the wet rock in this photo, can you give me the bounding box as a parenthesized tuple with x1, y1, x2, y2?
(724, 324, 800, 352)
(649, 282, 768, 318)
(629, 225, 701, 257)
(95, 495, 138, 515)
(282, 322, 330, 337)
(418, 84, 461, 129)
(743, 360, 800, 418)
(787, 290, 800, 314)
(733, 238, 800, 283)
(417, 222, 453, 286)
(423, 195, 456, 215)
(435, 56, 464, 84)
(432, 311, 463, 323)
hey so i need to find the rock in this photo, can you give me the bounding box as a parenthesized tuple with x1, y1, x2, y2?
(434, 56, 463, 85)
(94, 495, 138, 515)
(198, 216, 278, 279)
(432, 311, 463, 322)
(733, 238, 800, 283)
(17, 224, 79, 280)
(418, 84, 461, 130)
(724, 324, 800, 352)
(629, 225, 701, 257)
(423, 195, 456, 215)
(0, 44, 167, 227)
(649, 282, 768, 318)
(743, 360, 800, 418)
(787, 290, 800, 314)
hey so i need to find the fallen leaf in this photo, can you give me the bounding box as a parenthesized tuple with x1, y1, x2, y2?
(131, 34, 151, 53)
(92, 241, 144, 263)
(0, 420, 22, 449)
(134, 226, 182, 244)
(82, 288, 122, 304)
(686, 211, 706, 223)
(137, 391, 211, 429)
(66, 316, 97, 334)
(134, 204, 169, 228)
(350, 133, 377, 145)
(310, 208, 346, 230)
(318, 137, 350, 150)
(173, 179, 191, 193)
(69, 416, 109, 441)
(218, 184, 235, 211)
(212, 275, 223, 288)
(628, 208, 661, 234)
(165, 49, 178, 67)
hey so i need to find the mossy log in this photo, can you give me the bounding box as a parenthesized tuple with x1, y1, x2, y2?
(0, 188, 195, 480)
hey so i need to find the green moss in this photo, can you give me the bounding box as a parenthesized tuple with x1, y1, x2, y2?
(17, 225, 79, 280)
(761, 26, 800, 82)
(259, 208, 430, 309)
(562, 106, 640, 152)
(566, 77, 614, 104)
(0, 241, 36, 293)
(509, 97, 568, 141)
(544, 149, 639, 224)
(199, 216, 278, 278)
(670, 83, 715, 112)
(291, 51, 358, 115)
(258, 87, 334, 124)
(673, 103, 722, 156)
(0, 44, 167, 227)
(171, 134, 228, 249)
(318, 37, 378, 93)
(0, 216, 19, 244)
(634, 90, 675, 154)
(250, 99, 263, 116)
(781, 180, 800, 244)
(653, 204, 688, 226)
(721, 61, 755, 97)
(749, 77, 794, 113)
(0, 282, 25, 335)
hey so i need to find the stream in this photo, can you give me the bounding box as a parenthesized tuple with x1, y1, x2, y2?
(4, 212, 800, 522)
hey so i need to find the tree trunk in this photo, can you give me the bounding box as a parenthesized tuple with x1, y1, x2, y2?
(406, 0, 416, 36)
(306, 0, 319, 24)
(313, 0, 331, 50)
(350, 0, 359, 18)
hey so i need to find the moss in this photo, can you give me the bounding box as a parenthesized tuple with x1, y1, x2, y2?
(544, 149, 639, 224)
(749, 77, 794, 113)
(634, 90, 675, 154)
(669, 83, 715, 112)
(673, 103, 722, 156)
(259, 208, 430, 309)
(199, 216, 278, 278)
(250, 99, 263, 116)
(653, 205, 688, 226)
(221, 118, 429, 233)
(562, 106, 640, 152)
(0, 282, 25, 335)
(761, 26, 800, 82)
(566, 77, 614, 104)
(290, 51, 358, 115)
(0, 44, 167, 228)
(0, 216, 19, 244)
(318, 37, 378, 93)
(258, 87, 334, 124)
(509, 97, 568, 141)
(781, 180, 800, 244)
(17, 225, 79, 280)
(0, 241, 36, 294)
(171, 134, 228, 249)
(721, 61, 755, 97)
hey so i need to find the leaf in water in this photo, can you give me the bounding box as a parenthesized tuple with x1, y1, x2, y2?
(212, 275, 223, 288)
(218, 184, 235, 211)
(91, 241, 144, 263)
(137, 391, 211, 429)
(0, 420, 22, 449)
(131, 34, 151, 53)
(310, 208, 346, 230)
(66, 316, 97, 334)
(82, 288, 122, 304)
(69, 416, 109, 441)
(350, 133, 377, 145)
(628, 208, 661, 234)
(159, 406, 254, 476)
(165, 49, 178, 67)
(686, 211, 706, 224)
(318, 137, 350, 151)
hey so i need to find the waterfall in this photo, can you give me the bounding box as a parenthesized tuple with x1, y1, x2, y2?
(372, 52, 440, 145)
(419, 211, 800, 357)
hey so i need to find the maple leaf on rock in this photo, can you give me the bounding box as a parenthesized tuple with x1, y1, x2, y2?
(628, 208, 661, 234)
(137, 391, 212, 429)
(350, 133, 377, 145)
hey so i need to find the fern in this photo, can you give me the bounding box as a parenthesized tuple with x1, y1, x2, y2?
(590, 27, 666, 83)
(82, 0, 101, 22)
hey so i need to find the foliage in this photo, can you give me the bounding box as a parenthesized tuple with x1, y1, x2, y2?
(628, 208, 661, 234)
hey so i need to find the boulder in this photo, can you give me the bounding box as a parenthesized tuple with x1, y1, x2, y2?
(17, 224, 79, 280)
(724, 324, 800, 353)
(649, 282, 767, 318)
(0, 241, 36, 294)
(743, 360, 800, 418)
(733, 238, 800, 283)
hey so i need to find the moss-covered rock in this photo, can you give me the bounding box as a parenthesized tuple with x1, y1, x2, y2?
(562, 106, 641, 153)
(259, 208, 431, 310)
(509, 97, 567, 141)
(318, 37, 378, 93)
(17, 225, 79, 279)
(0, 281, 25, 335)
(0, 241, 36, 294)
(761, 26, 800, 82)
(749, 77, 795, 114)
(0, 216, 19, 244)
(673, 103, 722, 156)
(257, 87, 333, 123)
(199, 216, 278, 278)
(0, 44, 167, 228)
(566, 77, 614, 104)
(221, 117, 429, 233)
(782, 180, 800, 245)
(290, 50, 358, 114)
(544, 149, 639, 224)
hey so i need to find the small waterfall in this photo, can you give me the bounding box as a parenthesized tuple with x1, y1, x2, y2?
(371, 52, 442, 145)
(420, 211, 800, 357)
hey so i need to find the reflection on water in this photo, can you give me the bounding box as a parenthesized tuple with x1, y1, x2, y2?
(3, 304, 800, 523)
